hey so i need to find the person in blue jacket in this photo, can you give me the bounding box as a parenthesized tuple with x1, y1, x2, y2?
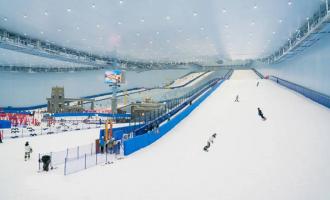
(100, 136, 105, 153)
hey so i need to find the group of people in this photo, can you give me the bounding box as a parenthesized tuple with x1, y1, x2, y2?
(234, 81, 267, 121)
(203, 133, 217, 152)
(99, 137, 121, 155)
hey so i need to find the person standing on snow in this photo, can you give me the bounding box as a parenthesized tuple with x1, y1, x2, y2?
(234, 95, 239, 102)
(24, 141, 32, 161)
(257, 107, 266, 121)
(0, 130, 3, 143)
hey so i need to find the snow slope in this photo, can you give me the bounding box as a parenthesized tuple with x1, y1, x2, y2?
(168, 72, 204, 88)
(1, 70, 330, 200)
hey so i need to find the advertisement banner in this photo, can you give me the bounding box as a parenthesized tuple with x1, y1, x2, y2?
(104, 70, 125, 84)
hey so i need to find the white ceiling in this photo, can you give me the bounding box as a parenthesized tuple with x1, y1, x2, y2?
(0, 0, 323, 62)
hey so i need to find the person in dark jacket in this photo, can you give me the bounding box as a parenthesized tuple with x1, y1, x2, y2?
(234, 95, 239, 102)
(203, 141, 211, 152)
(257, 107, 266, 120)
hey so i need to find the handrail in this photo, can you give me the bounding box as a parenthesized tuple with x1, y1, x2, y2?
(252, 68, 264, 79)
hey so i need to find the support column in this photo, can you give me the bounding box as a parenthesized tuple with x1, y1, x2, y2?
(111, 84, 118, 114)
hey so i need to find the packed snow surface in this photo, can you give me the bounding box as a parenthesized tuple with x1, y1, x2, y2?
(168, 72, 205, 87)
(1, 70, 330, 200)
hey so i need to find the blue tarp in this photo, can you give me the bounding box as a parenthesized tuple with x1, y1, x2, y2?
(0, 120, 11, 129)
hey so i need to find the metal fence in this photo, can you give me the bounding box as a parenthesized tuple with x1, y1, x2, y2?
(3, 122, 100, 140)
(39, 143, 96, 170)
(64, 151, 121, 175)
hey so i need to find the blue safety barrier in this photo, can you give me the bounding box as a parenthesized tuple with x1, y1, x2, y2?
(0, 110, 34, 115)
(123, 79, 224, 155)
(51, 112, 131, 118)
(269, 76, 330, 109)
(0, 105, 47, 112)
(0, 120, 11, 129)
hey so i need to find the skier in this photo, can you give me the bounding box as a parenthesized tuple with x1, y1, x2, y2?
(24, 141, 32, 161)
(257, 107, 266, 121)
(256, 81, 260, 87)
(234, 95, 239, 102)
(203, 141, 211, 152)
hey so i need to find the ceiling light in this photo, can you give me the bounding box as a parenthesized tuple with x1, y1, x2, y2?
(117, 21, 122, 25)
(91, 4, 96, 8)
(23, 15, 27, 18)
(165, 16, 171, 20)
(278, 19, 283, 23)
(57, 28, 62, 32)
(140, 19, 145, 23)
(288, 1, 292, 6)
(253, 4, 258, 9)
(222, 9, 227, 13)
(67, 8, 72, 12)
(3, 17, 7, 21)
(40, 31, 44, 34)
(76, 26, 80, 30)
(193, 12, 198, 17)
(44, 11, 48, 16)
(119, 0, 124, 4)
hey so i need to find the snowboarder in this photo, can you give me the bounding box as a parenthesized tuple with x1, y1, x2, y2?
(234, 95, 239, 102)
(24, 141, 32, 161)
(257, 107, 266, 121)
(212, 133, 217, 139)
(203, 141, 211, 152)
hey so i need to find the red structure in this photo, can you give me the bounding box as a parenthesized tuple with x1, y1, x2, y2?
(0, 113, 40, 126)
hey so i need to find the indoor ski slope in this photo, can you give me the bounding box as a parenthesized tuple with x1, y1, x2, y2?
(1, 70, 330, 200)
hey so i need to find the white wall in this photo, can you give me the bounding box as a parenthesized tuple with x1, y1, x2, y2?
(254, 34, 330, 96)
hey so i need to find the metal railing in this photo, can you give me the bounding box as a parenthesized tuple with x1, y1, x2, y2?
(262, 0, 330, 64)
